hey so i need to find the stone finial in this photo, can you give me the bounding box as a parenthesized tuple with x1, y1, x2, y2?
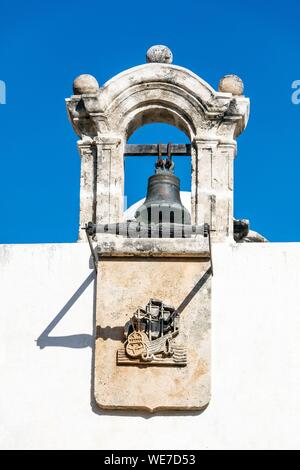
(146, 45, 173, 64)
(218, 74, 244, 96)
(73, 74, 99, 95)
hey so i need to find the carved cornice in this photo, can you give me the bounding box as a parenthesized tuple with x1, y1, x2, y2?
(66, 63, 250, 141)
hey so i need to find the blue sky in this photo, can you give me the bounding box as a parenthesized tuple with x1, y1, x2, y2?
(0, 0, 300, 243)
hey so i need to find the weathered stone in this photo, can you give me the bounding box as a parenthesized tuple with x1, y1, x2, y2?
(218, 74, 244, 96)
(96, 235, 210, 257)
(95, 256, 211, 412)
(233, 219, 268, 242)
(239, 230, 268, 243)
(234, 218, 250, 241)
(73, 74, 99, 95)
(146, 44, 173, 63)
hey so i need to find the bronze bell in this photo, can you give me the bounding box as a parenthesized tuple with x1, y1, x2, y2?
(135, 146, 191, 227)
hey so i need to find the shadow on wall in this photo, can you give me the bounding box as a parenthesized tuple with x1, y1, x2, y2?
(36, 270, 95, 349)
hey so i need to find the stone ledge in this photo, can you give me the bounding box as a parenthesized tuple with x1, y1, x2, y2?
(96, 236, 210, 257)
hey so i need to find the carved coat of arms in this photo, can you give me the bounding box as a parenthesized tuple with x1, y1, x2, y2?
(117, 299, 187, 366)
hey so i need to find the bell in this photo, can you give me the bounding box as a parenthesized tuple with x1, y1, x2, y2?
(134, 151, 191, 227)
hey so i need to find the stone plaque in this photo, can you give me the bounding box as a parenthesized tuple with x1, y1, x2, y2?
(94, 257, 211, 412)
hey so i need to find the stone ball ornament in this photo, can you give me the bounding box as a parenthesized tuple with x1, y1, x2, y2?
(73, 74, 99, 95)
(218, 74, 244, 96)
(146, 45, 173, 64)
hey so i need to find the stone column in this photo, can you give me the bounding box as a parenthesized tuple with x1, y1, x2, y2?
(213, 143, 236, 241)
(191, 139, 217, 228)
(192, 139, 236, 241)
(77, 140, 96, 241)
(95, 135, 124, 224)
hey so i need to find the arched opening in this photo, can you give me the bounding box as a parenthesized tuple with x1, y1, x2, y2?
(124, 123, 191, 220)
(124, 106, 195, 141)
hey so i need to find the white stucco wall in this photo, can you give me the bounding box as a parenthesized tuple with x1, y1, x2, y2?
(1, 241, 300, 450)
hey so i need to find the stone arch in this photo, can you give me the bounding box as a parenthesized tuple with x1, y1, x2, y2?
(123, 105, 195, 141)
(101, 63, 232, 140)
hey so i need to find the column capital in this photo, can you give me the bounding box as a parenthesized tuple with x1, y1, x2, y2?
(94, 135, 123, 147)
(192, 139, 219, 149)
